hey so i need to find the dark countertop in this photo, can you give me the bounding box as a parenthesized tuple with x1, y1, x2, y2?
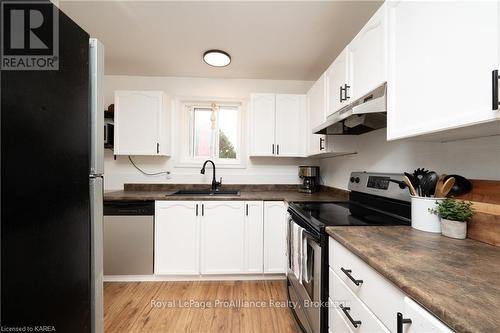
(326, 226, 500, 333)
(104, 189, 346, 203)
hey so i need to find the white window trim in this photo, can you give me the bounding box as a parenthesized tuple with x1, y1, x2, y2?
(175, 98, 246, 169)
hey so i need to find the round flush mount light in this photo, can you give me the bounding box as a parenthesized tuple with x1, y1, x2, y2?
(203, 49, 231, 67)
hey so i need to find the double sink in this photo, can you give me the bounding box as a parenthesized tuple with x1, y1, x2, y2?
(169, 189, 240, 196)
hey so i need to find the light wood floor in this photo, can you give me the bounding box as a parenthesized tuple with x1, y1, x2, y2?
(104, 280, 301, 333)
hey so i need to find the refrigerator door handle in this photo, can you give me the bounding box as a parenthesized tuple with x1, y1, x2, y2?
(90, 176, 104, 333)
(90, 38, 105, 176)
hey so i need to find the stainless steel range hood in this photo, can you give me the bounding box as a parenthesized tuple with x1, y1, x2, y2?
(313, 82, 387, 135)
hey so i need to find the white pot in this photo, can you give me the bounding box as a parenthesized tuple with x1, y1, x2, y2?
(411, 196, 444, 233)
(440, 218, 467, 239)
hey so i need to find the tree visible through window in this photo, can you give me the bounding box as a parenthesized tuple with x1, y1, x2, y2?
(219, 130, 236, 159)
(190, 104, 239, 161)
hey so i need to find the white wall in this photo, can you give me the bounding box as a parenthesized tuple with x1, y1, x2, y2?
(104, 75, 315, 190)
(320, 129, 500, 190)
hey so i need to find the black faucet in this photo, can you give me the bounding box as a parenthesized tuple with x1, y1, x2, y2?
(200, 160, 222, 191)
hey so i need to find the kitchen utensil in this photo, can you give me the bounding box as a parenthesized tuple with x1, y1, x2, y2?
(412, 168, 429, 196)
(434, 174, 447, 197)
(404, 172, 418, 189)
(444, 174, 472, 196)
(420, 171, 438, 197)
(403, 176, 417, 196)
(413, 168, 429, 181)
(440, 177, 455, 197)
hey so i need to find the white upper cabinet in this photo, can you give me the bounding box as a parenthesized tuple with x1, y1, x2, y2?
(250, 93, 276, 156)
(250, 93, 306, 157)
(275, 94, 307, 157)
(348, 3, 387, 101)
(325, 4, 386, 117)
(386, 1, 500, 140)
(326, 47, 350, 117)
(263, 201, 287, 273)
(114, 90, 170, 156)
(200, 201, 245, 274)
(155, 201, 199, 275)
(307, 75, 327, 156)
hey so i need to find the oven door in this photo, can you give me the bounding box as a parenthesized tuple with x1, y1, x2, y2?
(287, 216, 322, 333)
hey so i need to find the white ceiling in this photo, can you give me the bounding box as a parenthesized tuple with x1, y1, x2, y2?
(60, 1, 383, 80)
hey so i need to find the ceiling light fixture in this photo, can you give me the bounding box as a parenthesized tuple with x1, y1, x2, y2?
(203, 49, 231, 67)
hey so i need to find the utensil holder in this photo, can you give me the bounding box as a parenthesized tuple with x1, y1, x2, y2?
(411, 196, 444, 233)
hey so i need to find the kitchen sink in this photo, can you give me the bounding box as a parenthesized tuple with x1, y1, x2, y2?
(169, 190, 240, 196)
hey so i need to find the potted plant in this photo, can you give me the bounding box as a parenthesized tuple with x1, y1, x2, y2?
(429, 199, 474, 239)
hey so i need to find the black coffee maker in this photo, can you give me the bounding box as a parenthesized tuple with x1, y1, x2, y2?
(298, 166, 320, 193)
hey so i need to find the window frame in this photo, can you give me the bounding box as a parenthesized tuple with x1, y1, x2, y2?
(176, 99, 245, 168)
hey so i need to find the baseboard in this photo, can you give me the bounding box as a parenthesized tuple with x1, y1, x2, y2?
(104, 274, 287, 282)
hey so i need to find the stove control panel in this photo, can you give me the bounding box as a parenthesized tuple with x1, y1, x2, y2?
(367, 176, 390, 190)
(348, 172, 410, 202)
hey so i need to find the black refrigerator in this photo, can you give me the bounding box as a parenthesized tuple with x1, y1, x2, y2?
(1, 2, 104, 332)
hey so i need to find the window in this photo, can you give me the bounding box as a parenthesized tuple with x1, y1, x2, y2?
(183, 102, 241, 166)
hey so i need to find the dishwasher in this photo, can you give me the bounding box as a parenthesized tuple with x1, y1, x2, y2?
(103, 201, 154, 275)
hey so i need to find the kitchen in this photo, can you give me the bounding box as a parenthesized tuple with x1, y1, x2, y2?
(1, 1, 500, 333)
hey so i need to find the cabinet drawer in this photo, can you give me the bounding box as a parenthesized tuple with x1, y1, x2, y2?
(329, 297, 354, 333)
(329, 237, 404, 331)
(330, 271, 389, 333)
(401, 297, 453, 333)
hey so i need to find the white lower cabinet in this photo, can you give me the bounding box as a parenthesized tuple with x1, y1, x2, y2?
(155, 200, 280, 276)
(329, 237, 453, 333)
(329, 237, 404, 330)
(330, 270, 390, 333)
(263, 201, 287, 273)
(329, 300, 354, 333)
(155, 201, 199, 275)
(401, 297, 453, 333)
(200, 201, 245, 274)
(245, 201, 264, 273)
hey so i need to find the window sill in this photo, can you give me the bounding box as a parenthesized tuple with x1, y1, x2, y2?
(175, 159, 246, 169)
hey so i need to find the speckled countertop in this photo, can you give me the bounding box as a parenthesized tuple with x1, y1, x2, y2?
(326, 226, 500, 333)
(104, 184, 349, 202)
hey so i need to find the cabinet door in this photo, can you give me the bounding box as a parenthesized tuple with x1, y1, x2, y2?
(307, 75, 327, 156)
(387, 1, 499, 140)
(401, 297, 453, 333)
(275, 94, 306, 157)
(329, 299, 354, 333)
(263, 201, 287, 273)
(348, 3, 387, 101)
(155, 201, 199, 275)
(114, 90, 163, 155)
(250, 93, 276, 156)
(245, 201, 264, 273)
(326, 47, 349, 116)
(200, 201, 245, 274)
